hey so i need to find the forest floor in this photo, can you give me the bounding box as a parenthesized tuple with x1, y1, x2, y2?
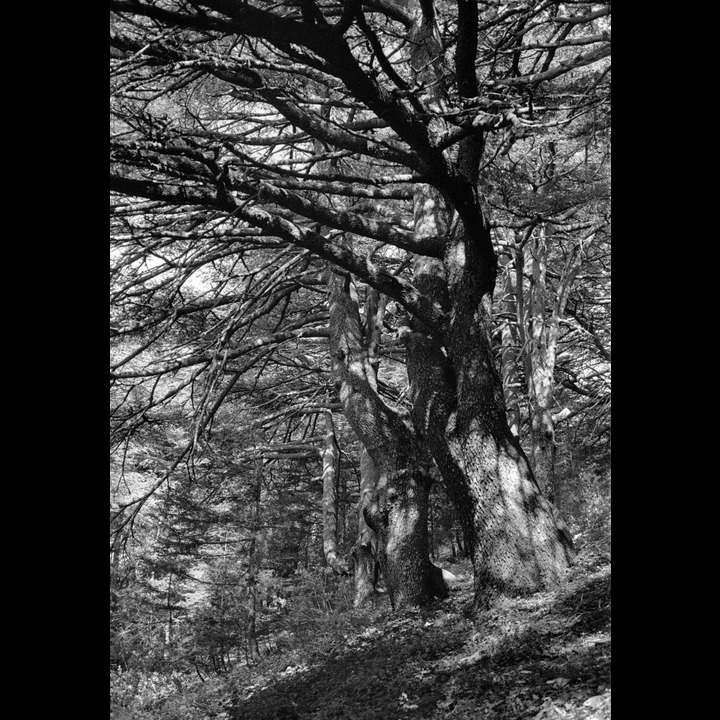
(111, 547, 611, 720)
(231, 549, 610, 720)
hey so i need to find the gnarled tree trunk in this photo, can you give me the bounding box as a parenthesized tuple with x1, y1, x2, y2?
(363, 465, 447, 608)
(400, 0, 574, 612)
(404, 266, 574, 610)
(328, 267, 447, 609)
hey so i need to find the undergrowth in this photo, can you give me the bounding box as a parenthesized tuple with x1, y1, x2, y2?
(111, 544, 610, 720)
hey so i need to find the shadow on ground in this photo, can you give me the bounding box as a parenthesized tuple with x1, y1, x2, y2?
(231, 554, 611, 720)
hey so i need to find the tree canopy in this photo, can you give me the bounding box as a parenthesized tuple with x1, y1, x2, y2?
(110, 0, 610, 690)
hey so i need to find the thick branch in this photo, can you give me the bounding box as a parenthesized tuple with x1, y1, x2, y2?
(110, 173, 446, 336)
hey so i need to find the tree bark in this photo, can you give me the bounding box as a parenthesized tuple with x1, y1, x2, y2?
(245, 582, 261, 665)
(398, 0, 574, 611)
(524, 222, 597, 505)
(498, 250, 522, 438)
(321, 409, 349, 574)
(363, 465, 447, 608)
(353, 446, 379, 606)
(404, 282, 574, 610)
(527, 223, 558, 501)
(328, 267, 447, 608)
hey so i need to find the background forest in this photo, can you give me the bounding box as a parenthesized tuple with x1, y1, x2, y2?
(110, 2, 610, 718)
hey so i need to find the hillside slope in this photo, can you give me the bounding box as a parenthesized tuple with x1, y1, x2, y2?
(232, 550, 611, 720)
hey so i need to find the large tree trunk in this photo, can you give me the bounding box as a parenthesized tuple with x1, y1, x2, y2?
(328, 268, 447, 608)
(404, 281, 574, 610)
(363, 464, 447, 609)
(403, 183, 575, 610)
(397, 0, 574, 611)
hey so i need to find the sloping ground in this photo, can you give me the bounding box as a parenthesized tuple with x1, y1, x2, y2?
(232, 551, 611, 720)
